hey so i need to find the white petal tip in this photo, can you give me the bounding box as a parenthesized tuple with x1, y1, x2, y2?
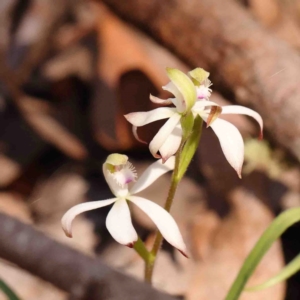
(149, 94, 172, 105)
(259, 131, 263, 140)
(153, 153, 162, 159)
(132, 126, 148, 144)
(149, 94, 154, 99)
(237, 171, 242, 179)
(62, 217, 73, 238)
(126, 242, 134, 248)
(125, 238, 139, 248)
(124, 114, 131, 122)
(63, 228, 73, 238)
(162, 155, 171, 164)
(178, 249, 189, 258)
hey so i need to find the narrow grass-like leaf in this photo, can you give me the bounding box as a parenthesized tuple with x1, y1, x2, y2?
(0, 278, 21, 300)
(246, 252, 300, 292)
(225, 207, 300, 300)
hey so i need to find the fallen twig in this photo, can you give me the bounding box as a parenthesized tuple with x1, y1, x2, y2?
(0, 212, 175, 300)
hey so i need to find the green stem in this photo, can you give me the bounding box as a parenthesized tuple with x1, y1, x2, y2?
(0, 278, 21, 300)
(133, 237, 155, 283)
(133, 237, 152, 262)
(145, 142, 183, 283)
(142, 116, 203, 284)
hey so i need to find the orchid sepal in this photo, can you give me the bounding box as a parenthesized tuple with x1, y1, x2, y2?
(188, 68, 210, 86)
(166, 67, 196, 114)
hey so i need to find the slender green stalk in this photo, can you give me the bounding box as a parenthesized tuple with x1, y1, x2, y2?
(145, 117, 203, 283)
(0, 278, 21, 300)
(133, 237, 153, 262)
(145, 147, 182, 283)
(133, 116, 203, 284)
(133, 237, 155, 283)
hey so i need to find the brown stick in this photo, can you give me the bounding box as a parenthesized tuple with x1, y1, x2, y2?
(100, 0, 300, 161)
(13, 0, 69, 85)
(0, 212, 175, 300)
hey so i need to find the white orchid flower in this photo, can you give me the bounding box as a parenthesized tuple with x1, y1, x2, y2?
(125, 68, 263, 178)
(61, 153, 187, 256)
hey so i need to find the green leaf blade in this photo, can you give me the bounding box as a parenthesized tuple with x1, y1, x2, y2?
(246, 252, 300, 292)
(0, 278, 21, 300)
(225, 207, 300, 300)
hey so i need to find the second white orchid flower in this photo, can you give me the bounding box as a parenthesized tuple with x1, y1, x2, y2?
(125, 68, 263, 178)
(61, 154, 187, 256)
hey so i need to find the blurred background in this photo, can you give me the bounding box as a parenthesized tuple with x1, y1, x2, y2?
(1, 0, 300, 299)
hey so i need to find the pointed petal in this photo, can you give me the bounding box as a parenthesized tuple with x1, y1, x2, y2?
(221, 105, 263, 138)
(149, 113, 181, 158)
(106, 198, 138, 246)
(132, 126, 147, 144)
(62, 198, 117, 238)
(159, 124, 182, 162)
(210, 118, 244, 178)
(129, 196, 187, 256)
(162, 82, 185, 112)
(130, 156, 175, 194)
(124, 107, 176, 127)
(150, 94, 173, 105)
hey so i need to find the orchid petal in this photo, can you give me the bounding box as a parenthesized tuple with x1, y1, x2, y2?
(124, 107, 176, 127)
(221, 105, 263, 138)
(196, 82, 212, 100)
(104, 154, 137, 188)
(130, 156, 175, 194)
(150, 94, 173, 105)
(162, 82, 185, 112)
(62, 198, 117, 238)
(132, 126, 147, 144)
(106, 198, 138, 247)
(159, 124, 182, 162)
(149, 113, 181, 158)
(210, 118, 244, 178)
(166, 68, 196, 113)
(129, 196, 187, 256)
